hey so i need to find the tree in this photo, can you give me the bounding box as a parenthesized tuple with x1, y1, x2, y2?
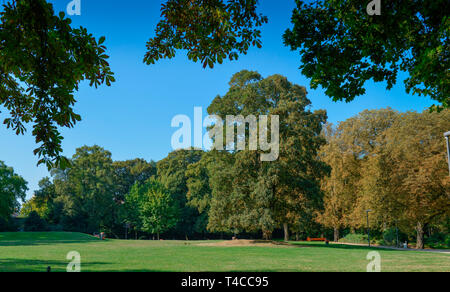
(144, 0, 267, 68)
(0, 0, 114, 168)
(185, 150, 218, 233)
(186, 151, 214, 215)
(157, 149, 205, 238)
(316, 124, 359, 241)
(318, 109, 400, 239)
(128, 179, 178, 240)
(21, 177, 56, 219)
(122, 183, 143, 240)
(0, 161, 27, 219)
(113, 159, 157, 202)
(284, 0, 449, 110)
(51, 145, 118, 234)
(145, 1, 448, 110)
(21, 196, 47, 218)
(364, 110, 450, 249)
(206, 70, 329, 240)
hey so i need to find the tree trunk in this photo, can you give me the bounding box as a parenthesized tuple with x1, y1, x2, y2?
(157, 232, 160, 241)
(283, 223, 289, 241)
(416, 222, 424, 249)
(333, 227, 340, 242)
(296, 233, 299, 241)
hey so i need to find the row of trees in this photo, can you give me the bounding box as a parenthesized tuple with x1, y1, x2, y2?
(17, 71, 328, 241)
(3, 71, 449, 248)
(318, 109, 450, 249)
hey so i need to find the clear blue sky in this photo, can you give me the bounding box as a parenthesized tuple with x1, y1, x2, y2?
(0, 0, 434, 199)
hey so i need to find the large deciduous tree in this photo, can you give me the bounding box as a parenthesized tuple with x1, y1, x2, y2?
(0, 161, 27, 219)
(51, 145, 118, 234)
(363, 110, 450, 249)
(316, 124, 359, 241)
(0, 0, 114, 167)
(284, 0, 449, 110)
(157, 149, 205, 238)
(318, 109, 400, 240)
(206, 70, 329, 240)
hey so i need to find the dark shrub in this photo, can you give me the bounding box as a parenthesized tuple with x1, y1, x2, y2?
(0, 217, 19, 232)
(381, 228, 397, 246)
(426, 233, 450, 249)
(24, 211, 47, 232)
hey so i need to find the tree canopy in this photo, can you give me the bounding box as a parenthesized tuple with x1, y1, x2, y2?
(17, 106, 449, 247)
(157, 149, 206, 238)
(0, 0, 114, 168)
(318, 108, 450, 248)
(2, 0, 448, 168)
(126, 178, 178, 240)
(145, 0, 449, 109)
(283, 0, 449, 110)
(144, 0, 267, 68)
(203, 70, 329, 239)
(0, 161, 27, 219)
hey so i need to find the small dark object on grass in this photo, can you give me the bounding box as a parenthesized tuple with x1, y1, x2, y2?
(325, 240, 330, 245)
(47, 266, 51, 272)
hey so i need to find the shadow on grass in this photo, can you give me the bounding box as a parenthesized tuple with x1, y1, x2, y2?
(0, 258, 110, 272)
(0, 239, 103, 247)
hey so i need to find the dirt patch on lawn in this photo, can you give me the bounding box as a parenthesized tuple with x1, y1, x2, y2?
(196, 240, 298, 248)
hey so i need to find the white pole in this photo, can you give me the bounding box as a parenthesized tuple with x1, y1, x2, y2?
(445, 132, 450, 176)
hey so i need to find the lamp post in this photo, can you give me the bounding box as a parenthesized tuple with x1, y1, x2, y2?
(445, 131, 450, 176)
(124, 223, 130, 240)
(366, 209, 372, 247)
(395, 220, 399, 248)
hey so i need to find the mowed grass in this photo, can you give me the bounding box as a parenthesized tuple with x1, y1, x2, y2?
(0, 232, 449, 272)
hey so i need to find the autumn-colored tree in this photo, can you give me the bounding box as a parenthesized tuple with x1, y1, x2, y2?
(318, 109, 400, 240)
(364, 110, 450, 249)
(342, 109, 400, 228)
(317, 124, 359, 241)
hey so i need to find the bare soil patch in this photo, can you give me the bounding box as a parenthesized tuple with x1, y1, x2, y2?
(196, 240, 297, 248)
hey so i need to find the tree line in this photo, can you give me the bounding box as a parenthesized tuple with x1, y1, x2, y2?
(1, 71, 449, 249)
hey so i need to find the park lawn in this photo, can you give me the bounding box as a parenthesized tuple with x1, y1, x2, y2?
(0, 232, 449, 272)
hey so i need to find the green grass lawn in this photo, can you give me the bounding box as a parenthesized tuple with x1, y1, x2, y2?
(0, 232, 449, 272)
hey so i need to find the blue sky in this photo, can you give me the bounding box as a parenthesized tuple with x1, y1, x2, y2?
(0, 0, 435, 199)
